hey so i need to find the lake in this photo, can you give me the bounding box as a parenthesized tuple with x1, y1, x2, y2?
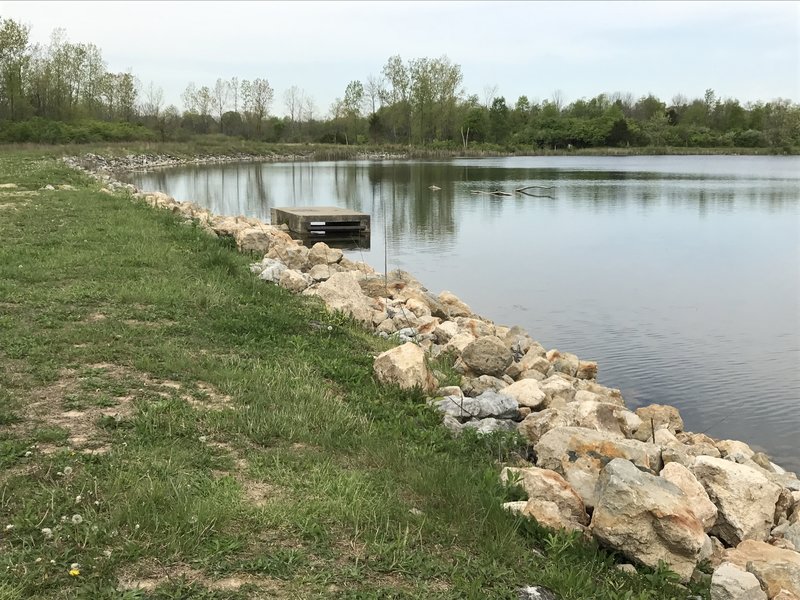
(120, 156, 800, 472)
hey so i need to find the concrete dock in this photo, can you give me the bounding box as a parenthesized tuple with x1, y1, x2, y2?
(270, 206, 370, 236)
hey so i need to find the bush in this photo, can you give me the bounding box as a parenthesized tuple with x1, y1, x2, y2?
(0, 118, 155, 144)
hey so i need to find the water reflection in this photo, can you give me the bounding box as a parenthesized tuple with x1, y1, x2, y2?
(121, 156, 800, 472)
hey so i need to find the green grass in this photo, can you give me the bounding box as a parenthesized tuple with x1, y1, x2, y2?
(0, 151, 709, 599)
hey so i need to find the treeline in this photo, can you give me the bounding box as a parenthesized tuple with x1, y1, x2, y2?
(1, 17, 798, 150)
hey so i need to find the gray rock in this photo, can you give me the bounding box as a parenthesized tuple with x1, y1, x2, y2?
(711, 562, 767, 600)
(258, 258, 287, 282)
(434, 390, 518, 421)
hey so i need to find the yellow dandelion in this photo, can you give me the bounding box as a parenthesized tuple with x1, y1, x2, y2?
(69, 568, 80, 576)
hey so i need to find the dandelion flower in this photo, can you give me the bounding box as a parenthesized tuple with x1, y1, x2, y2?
(41, 528, 53, 539)
(69, 568, 80, 577)
(71, 514, 83, 525)
(63, 467, 73, 476)
(74, 495, 82, 504)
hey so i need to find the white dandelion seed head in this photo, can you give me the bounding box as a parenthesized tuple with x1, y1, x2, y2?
(71, 514, 83, 525)
(5, 524, 13, 531)
(75, 495, 82, 504)
(70, 563, 80, 570)
(63, 467, 73, 476)
(41, 528, 53, 538)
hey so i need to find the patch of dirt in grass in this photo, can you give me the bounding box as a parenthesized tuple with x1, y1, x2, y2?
(84, 312, 108, 323)
(117, 559, 287, 595)
(18, 363, 237, 453)
(183, 381, 233, 411)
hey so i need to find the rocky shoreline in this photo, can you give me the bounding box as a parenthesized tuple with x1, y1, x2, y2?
(64, 154, 800, 600)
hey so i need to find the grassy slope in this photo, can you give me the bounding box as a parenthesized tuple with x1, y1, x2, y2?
(0, 152, 705, 599)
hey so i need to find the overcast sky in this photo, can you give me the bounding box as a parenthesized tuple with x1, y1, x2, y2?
(2, 1, 798, 116)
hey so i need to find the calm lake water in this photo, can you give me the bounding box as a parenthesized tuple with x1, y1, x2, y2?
(121, 156, 800, 472)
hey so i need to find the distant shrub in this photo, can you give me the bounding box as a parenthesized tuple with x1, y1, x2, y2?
(0, 118, 155, 144)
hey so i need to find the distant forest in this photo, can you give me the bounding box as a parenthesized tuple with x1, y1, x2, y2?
(1, 18, 798, 150)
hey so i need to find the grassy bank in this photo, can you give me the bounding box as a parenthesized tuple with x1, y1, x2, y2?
(0, 151, 707, 599)
(0, 136, 791, 162)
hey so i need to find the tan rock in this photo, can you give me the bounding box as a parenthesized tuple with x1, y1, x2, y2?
(501, 466, 588, 525)
(723, 539, 800, 599)
(454, 316, 495, 338)
(438, 291, 473, 318)
(461, 336, 513, 377)
(634, 404, 684, 440)
(501, 379, 547, 410)
(661, 462, 719, 531)
(278, 269, 313, 293)
(535, 427, 662, 507)
(693, 456, 782, 546)
(523, 500, 587, 535)
(590, 458, 708, 582)
(266, 243, 309, 271)
(576, 360, 598, 380)
(304, 272, 374, 325)
(307, 242, 343, 266)
(373, 343, 435, 392)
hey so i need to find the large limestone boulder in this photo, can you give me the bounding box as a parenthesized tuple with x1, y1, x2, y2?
(455, 317, 496, 338)
(723, 540, 800, 598)
(576, 360, 598, 380)
(546, 350, 579, 377)
(434, 391, 518, 421)
(438, 291, 473, 318)
(501, 466, 588, 525)
(660, 462, 719, 531)
(307, 242, 343, 266)
(256, 258, 287, 283)
(522, 500, 587, 535)
(308, 263, 339, 281)
(278, 269, 313, 293)
(518, 409, 571, 445)
(711, 562, 768, 600)
(373, 343, 434, 392)
(500, 379, 547, 410)
(591, 458, 709, 582)
(539, 376, 576, 406)
(634, 404, 684, 441)
(461, 336, 513, 377)
(535, 427, 662, 508)
(506, 351, 551, 380)
(461, 375, 508, 397)
(211, 215, 250, 237)
(267, 243, 309, 271)
(304, 272, 374, 325)
(234, 227, 272, 253)
(442, 332, 476, 356)
(692, 456, 782, 546)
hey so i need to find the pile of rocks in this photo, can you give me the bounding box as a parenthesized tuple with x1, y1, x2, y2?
(68, 156, 800, 599)
(63, 151, 408, 176)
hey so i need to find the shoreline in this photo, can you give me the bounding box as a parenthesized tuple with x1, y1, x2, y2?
(64, 151, 800, 587)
